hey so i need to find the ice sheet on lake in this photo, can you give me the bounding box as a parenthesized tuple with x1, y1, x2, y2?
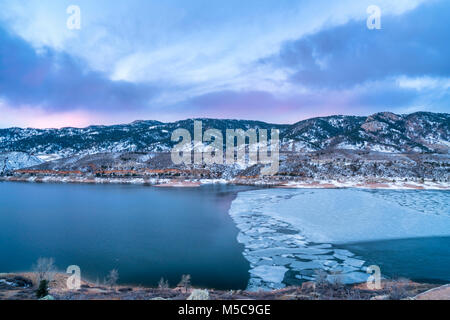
(364, 189, 450, 217)
(229, 188, 450, 291)
(232, 189, 450, 244)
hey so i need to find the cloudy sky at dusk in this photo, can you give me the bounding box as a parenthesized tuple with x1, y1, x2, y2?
(0, 0, 449, 128)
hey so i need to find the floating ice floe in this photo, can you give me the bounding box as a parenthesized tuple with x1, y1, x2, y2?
(229, 201, 369, 290)
(250, 266, 288, 283)
(229, 188, 450, 291)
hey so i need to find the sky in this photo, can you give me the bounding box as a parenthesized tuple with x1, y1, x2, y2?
(0, 0, 449, 128)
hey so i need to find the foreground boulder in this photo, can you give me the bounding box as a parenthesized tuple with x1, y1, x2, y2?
(187, 289, 210, 300)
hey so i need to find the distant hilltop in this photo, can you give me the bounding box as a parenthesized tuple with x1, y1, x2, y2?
(0, 112, 448, 157)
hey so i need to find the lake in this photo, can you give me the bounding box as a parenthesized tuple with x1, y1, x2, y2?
(0, 182, 253, 289)
(0, 182, 449, 289)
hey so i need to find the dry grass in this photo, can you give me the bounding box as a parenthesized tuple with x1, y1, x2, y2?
(0, 272, 443, 300)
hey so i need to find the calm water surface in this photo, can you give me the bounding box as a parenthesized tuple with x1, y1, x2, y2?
(342, 236, 450, 284)
(0, 182, 253, 289)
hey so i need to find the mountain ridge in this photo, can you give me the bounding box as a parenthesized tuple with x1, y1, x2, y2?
(0, 112, 448, 157)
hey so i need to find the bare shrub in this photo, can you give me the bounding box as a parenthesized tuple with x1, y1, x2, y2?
(343, 287, 362, 300)
(328, 273, 346, 298)
(32, 257, 56, 284)
(329, 273, 344, 290)
(387, 279, 410, 300)
(105, 269, 119, 289)
(158, 277, 169, 290)
(314, 269, 328, 290)
(313, 270, 349, 299)
(178, 274, 191, 293)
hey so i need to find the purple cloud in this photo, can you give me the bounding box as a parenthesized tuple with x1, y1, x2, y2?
(0, 26, 159, 112)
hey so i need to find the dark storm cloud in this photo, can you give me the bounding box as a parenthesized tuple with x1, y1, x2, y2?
(0, 26, 158, 111)
(265, 1, 450, 89)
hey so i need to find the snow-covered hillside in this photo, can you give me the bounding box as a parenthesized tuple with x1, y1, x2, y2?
(0, 112, 448, 158)
(282, 112, 450, 153)
(0, 152, 43, 174)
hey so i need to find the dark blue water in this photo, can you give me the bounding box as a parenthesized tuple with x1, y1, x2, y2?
(342, 236, 450, 284)
(0, 182, 253, 289)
